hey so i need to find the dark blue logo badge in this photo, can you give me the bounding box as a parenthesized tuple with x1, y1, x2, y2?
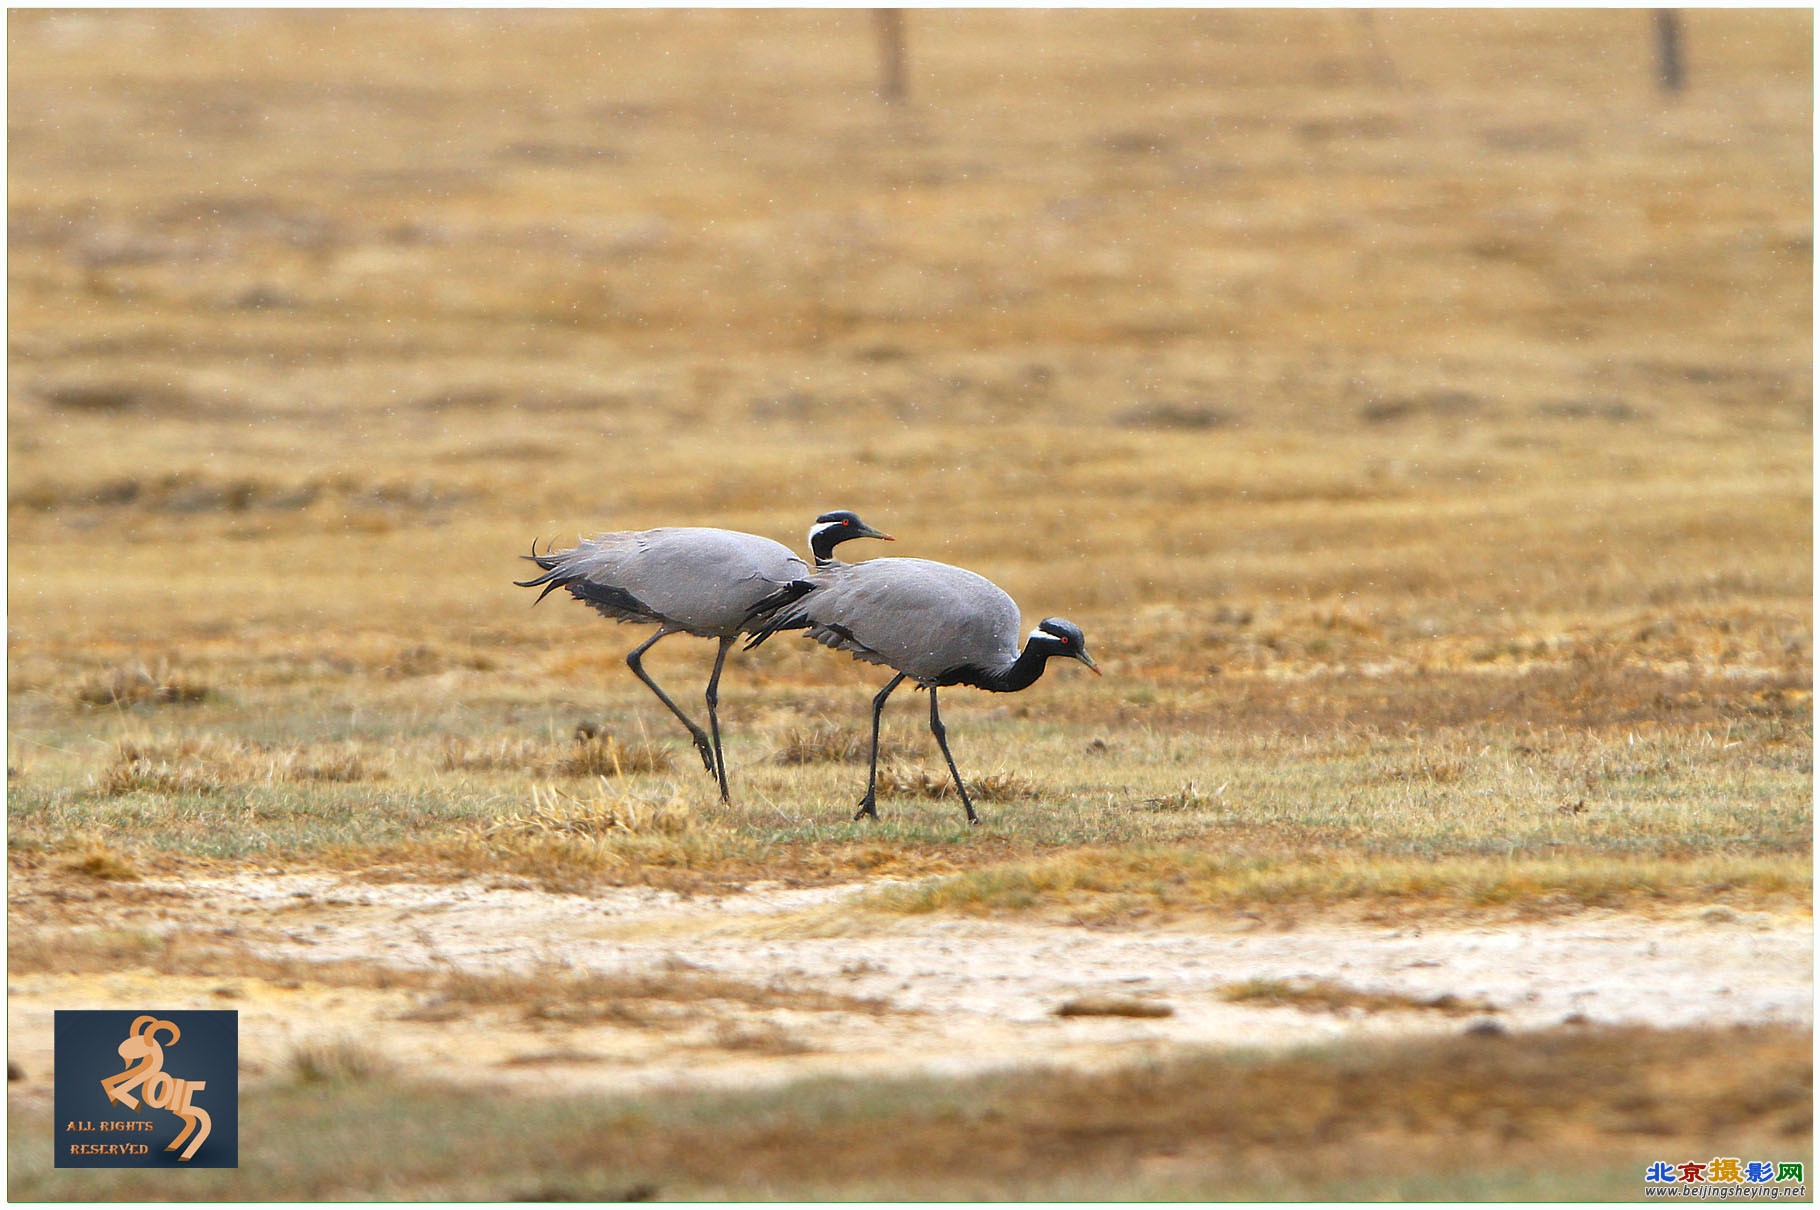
(54, 1010, 238, 1168)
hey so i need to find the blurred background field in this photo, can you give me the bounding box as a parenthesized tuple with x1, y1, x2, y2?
(7, 8, 1813, 1200)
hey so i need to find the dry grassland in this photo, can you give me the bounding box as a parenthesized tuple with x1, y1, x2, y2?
(7, 9, 1812, 1200)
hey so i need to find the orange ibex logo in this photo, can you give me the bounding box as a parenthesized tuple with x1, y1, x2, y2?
(98, 1016, 211, 1161)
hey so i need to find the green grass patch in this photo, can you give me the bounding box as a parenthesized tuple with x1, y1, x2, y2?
(8, 708, 1812, 909)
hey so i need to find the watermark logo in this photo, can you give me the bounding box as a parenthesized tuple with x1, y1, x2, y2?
(54, 1010, 238, 1168)
(1643, 1158, 1805, 1198)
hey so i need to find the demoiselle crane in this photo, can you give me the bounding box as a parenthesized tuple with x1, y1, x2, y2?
(744, 556, 1098, 823)
(516, 511, 892, 801)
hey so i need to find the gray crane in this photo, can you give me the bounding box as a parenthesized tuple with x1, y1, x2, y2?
(744, 556, 1098, 823)
(516, 511, 892, 801)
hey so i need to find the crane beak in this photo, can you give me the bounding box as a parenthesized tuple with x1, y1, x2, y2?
(859, 525, 895, 542)
(1076, 650, 1101, 676)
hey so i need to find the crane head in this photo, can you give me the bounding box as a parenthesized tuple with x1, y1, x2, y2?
(812, 510, 894, 544)
(1032, 618, 1100, 675)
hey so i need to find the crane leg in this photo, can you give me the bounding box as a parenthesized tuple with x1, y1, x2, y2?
(855, 672, 907, 821)
(704, 634, 734, 803)
(927, 687, 979, 825)
(625, 627, 717, 778)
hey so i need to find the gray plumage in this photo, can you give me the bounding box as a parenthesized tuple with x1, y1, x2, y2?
(746, 556, 1098, 823)
(525, 527, 812, 637)
(758, 558, 1023, 686)
(518, 512, 891, 802)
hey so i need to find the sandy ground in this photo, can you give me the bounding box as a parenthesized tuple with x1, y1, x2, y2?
(8, 871, 1811, 1104)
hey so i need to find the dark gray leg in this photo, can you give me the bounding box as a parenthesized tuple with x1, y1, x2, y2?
(855, 672, 907, 821)
(928, 687, 979, 825)
(625, 627, 716, 777)
(704, 634, 734, 803)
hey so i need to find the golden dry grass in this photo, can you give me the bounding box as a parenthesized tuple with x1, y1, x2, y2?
(476, 779, 695, 842)
(72, 660, 213, 709)
(284, 1038, 396, 1086)
(1220, 977, 1497, 1017)
(873, 762, 1037, 802)
(770, 719, 875, 765)
(52, 837, 141, 883)
(859, 844, 1808, 922)
(552, 731, 674, 777)
(90, 735, 384, 796)
(1054, 995, 1175, 1019)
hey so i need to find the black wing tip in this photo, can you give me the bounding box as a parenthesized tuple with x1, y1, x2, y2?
(741, 579, 817, 650)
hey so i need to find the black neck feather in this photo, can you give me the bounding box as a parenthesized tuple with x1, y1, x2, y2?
(947, 638, 1059, 693)
(809, 528, 844, 566)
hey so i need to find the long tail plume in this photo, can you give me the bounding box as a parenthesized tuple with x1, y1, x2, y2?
(513, 539, 571, 604)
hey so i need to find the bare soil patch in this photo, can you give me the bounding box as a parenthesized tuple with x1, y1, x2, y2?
(8, 868, 1808, 1104)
